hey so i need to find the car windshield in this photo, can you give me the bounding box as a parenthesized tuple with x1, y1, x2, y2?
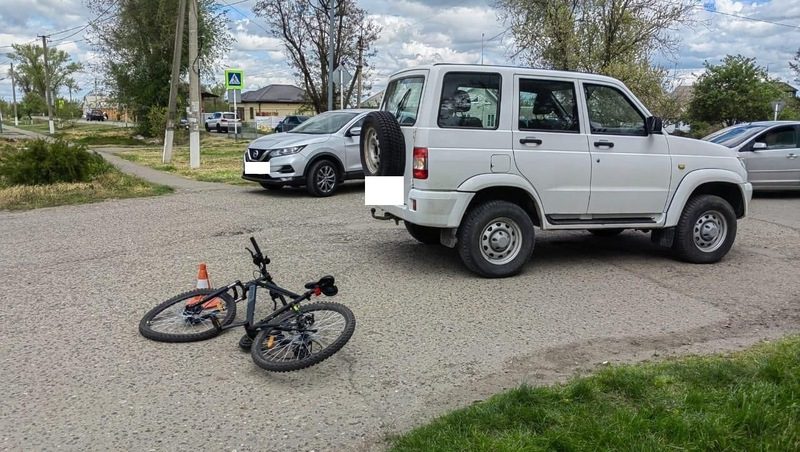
(289, 112, 358, 134)
(702, 124, 767, 148)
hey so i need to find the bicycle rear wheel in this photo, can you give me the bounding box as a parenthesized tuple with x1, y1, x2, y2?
(250, 302, 355, 372)
(139, 288, 236, 342)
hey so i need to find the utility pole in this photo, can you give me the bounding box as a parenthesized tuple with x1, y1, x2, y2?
(10, 63, 18, 126)
(40, 35, 55, 134)
(163, 0, 187, 164)
(327, 0, 335, 112)
(188, 0, 200, 169)
(356, 34, 363, 108)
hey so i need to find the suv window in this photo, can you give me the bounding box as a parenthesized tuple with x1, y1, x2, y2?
(756, 126, 797, 150)
(382, 76, 425, 126)
(223, 113, 235, 120)
(518, 79, 578, 132)
(584, 84, 645, 136)
(438, 72, 501, 129)
(214, 113, 222, 118)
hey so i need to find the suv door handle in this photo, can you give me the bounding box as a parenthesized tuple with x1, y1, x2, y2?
(788, 153, 798, 159)
(594, 141, 614, 148)
(519, 137, 542, 145)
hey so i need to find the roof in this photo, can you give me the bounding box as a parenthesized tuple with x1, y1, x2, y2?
(388, 63, 625, 85)
(241, 84, 305, 103)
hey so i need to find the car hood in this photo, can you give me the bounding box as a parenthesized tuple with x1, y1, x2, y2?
(248, 133, 331, 149)
(666, 135, 737, 158)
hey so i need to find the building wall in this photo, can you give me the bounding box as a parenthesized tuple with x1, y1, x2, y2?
(240, 102, 308, 122)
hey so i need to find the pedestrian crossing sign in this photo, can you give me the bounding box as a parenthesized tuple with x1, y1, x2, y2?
(225, 69, 244, 90)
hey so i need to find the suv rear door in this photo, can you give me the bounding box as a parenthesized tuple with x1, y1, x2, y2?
(512, 75, 590, 215)
(581, 82, 671, 216)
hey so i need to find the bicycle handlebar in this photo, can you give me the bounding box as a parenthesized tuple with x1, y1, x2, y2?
(249, 237, 270, 266)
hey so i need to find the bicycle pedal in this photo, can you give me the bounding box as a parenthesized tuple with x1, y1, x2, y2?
(210, 315, 222, 331)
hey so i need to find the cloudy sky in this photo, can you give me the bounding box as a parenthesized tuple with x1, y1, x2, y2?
(1, 0, 799, 103)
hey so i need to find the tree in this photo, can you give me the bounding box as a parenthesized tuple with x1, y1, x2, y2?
(496, 0, 692, 118)
(86, 0, 231, 134)
(6, 43, 83, 102)
(688, 55, 783, 127)
(64, 79, 80, 103)
(790, 48, 800, 82)
(253, 0, 380, 113)
(18, 92, 47, 120)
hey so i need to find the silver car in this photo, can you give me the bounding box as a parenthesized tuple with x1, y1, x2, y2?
(242, 109, 371, 196)
(703, 121, 800, 191)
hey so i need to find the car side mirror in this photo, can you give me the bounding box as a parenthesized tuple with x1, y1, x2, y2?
(347, 127, 361, 137)
(752, 142, 767, 151)
(645, 116, 663, 134)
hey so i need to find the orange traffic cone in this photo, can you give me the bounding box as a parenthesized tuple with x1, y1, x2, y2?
(196, 263, 211, 289)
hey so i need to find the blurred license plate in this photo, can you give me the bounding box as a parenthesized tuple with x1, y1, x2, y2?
(245, 162, 270, 174)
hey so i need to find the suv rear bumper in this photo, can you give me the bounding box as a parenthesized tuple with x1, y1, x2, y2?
(380, 189, 473, 228)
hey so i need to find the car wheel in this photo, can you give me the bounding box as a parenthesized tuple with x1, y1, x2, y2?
(672, 195, 737, 263)
(216, 124, 221, 133)
(259, 182, 283, 191)
(404, 221, 441, 244)
(359, 111, 405, 177)
(205, 124, 210, 132)
(589, 228, 624, 237)
(457, 200, 535, 278)
(306, 160, 339, 197)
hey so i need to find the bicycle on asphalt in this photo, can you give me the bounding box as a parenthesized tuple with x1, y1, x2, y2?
(139, 237, 356, 372)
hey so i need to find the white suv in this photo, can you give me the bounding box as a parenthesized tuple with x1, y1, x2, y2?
(361, 64, 752, 277)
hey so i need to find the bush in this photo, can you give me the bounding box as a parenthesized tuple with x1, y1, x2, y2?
(146, 106, 168, 138)
(0, 139, 112, 186)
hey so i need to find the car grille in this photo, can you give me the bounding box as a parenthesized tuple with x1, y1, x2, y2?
(247, 148, 271, 162)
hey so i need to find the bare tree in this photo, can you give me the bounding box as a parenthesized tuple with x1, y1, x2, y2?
(253, 0, 380, 113)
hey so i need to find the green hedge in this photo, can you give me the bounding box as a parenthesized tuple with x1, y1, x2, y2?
(0, 139, 112, 186)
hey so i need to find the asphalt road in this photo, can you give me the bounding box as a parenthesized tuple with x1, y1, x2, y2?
(1, 182, 798, 451)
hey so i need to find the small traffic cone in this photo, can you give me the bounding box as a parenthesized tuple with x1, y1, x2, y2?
(196, 263, 211, 289)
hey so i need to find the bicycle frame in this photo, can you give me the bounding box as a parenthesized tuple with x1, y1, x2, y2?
(188, 275, 319, 334)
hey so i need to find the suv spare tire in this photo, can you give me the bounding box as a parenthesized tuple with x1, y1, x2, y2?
(359, 111, 405, 176)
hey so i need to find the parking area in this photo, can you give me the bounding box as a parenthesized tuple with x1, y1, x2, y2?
(1, 184, 798, 451)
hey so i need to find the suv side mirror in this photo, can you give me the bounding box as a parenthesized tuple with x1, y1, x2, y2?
(752, 142, 767, 151)
(346, 126, 361, 137)
(645, 116, 663, 134)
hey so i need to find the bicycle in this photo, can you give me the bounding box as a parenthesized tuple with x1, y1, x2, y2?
(139, 237, 356, 372)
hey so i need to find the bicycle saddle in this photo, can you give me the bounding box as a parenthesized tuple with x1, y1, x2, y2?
(305, 275, 337, 296)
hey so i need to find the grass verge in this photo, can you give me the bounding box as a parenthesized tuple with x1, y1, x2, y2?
(14, 119, 147, 146)
(392, 335, 800, 451)
(117, 135, 253, 185)
(0, 168, 172, 210)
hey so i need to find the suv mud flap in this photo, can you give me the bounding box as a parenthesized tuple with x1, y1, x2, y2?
(651, 227, 675, 247)
(440, 228, 457, 248)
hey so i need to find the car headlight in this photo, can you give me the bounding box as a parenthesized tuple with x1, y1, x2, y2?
(269, 145, 305, 157)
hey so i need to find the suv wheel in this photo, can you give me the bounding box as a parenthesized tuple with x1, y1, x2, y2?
(457, 201, 535, 278)
(306, 160, 339, 197)
(359, 111, 405, 176)
(404, 222, 441, 245)
(673, 194, 737, 263)
(216, 124, 222, 133)
(205, 123, 210, 132)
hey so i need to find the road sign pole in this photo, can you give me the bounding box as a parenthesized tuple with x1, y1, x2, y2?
(340, 69, 343, 110)
(233, 90, 238, 142)
(774, 103, 778, 121)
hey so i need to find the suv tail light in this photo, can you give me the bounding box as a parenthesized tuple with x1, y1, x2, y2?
(413, 147, 428, 179)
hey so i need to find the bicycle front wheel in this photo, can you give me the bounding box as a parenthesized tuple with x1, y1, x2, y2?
(139, 288, 236, 342)
(250, 302, 355, 372)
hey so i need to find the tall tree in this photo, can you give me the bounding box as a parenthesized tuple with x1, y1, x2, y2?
(6, 43, 83, 101)
(688, 55, 783, 127)
(496, 0, 692, 117)
(253, 0, 380, 113)
(791, 48, 800, 82)
(86, 0, 231, 122)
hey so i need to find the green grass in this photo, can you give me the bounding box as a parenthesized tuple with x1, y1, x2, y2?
(116, 135, 254, 185)
(0, 168, 173, 210)
(14, 119, 147, 146)
(392, 336, 800, 451)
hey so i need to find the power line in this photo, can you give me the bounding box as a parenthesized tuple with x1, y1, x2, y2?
(50, 0, 120, 43)
(697, 6, 800, 31)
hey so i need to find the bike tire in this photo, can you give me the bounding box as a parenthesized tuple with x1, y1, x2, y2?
(250, 302, 355, 372)
(139, 288, 236, 343)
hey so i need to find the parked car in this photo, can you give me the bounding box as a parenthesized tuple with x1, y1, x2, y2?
(242, 109, 370, 196)
(205, 112, 241, 132)
(273, 115, 309, 133)
(362, 63, 752, 277)
(86, 109, 105, 121)
(702, 121, 800, 191)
